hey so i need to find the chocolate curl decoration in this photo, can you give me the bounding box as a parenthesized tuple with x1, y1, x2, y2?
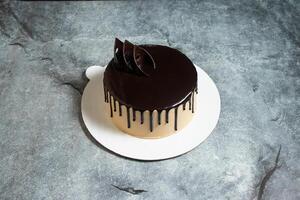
(123, 40, 136, 71)
(113, 38, 156, 76)
(114, 38, 124, 66)
(133, 46, 156, 76)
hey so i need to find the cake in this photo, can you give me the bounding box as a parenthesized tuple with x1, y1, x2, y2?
(103, 38, 197, 138)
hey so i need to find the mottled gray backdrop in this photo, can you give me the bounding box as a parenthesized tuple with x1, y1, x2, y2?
(0, 1, 299, 200)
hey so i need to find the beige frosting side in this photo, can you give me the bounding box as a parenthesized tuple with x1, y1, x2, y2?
(106, 94, 197, 139)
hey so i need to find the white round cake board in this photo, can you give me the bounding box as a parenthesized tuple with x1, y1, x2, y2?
(81, 65, 221, 160)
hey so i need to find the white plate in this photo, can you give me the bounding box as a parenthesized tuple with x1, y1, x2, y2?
(81, 65, 221, 160)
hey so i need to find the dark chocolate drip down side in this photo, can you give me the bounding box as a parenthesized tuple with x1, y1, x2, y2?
(104, 87, 108, 102)
(149, 111, 153, 132)
(113, 98, 117, 112)
(174, 107, 178, 131)
(188, 96, 192, 111)
(105, 90, 196, 132)
(140, 111, 144, 124)
(109, 94, 113, 117)
(133, 109, 136, 121)
(191, 92, 194, 113)
(165, 109, 170, 124)
(158, 111, 161, 125)
(126, 106, 130, 128)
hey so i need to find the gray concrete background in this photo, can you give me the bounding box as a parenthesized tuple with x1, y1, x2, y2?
(0, 1, 299, 199)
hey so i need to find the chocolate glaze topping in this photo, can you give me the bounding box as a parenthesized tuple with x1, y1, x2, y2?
(104, 38, 197, 132)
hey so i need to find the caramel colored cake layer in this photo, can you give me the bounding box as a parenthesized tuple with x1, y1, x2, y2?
(103, 38, 197, 138)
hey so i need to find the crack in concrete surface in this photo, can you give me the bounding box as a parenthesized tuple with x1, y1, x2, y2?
(257, 145, 282, 200)
(111, 184, 147, 195)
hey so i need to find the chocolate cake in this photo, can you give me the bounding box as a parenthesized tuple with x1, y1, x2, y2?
(103, 38, 197, 138)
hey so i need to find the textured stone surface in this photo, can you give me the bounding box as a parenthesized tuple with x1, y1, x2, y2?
(0, 1, 299, 199)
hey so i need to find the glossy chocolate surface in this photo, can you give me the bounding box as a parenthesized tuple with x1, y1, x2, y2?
(104, 40, 197, 111)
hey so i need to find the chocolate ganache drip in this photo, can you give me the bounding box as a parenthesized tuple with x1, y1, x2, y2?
(104, 38, 197, 132)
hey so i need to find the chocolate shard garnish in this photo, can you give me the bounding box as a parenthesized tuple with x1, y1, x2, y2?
(123, 40, 137, 71)
(133, 45, 156, 76)
(114, 38, 124, 65)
